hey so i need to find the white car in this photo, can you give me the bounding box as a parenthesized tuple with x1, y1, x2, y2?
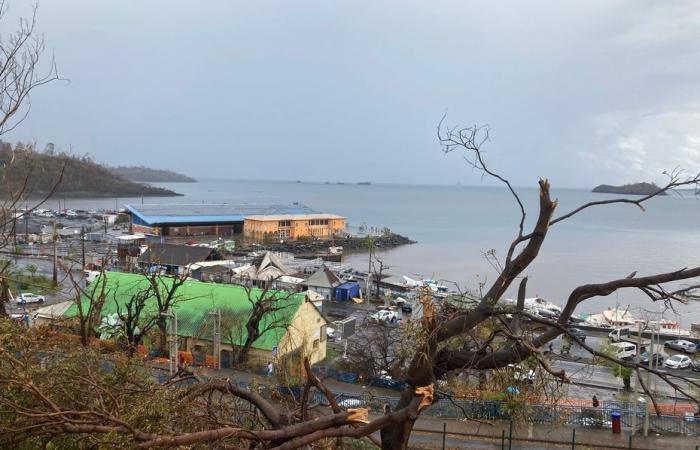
(17, 293, 45, 304)
(664, 354, 692, 369)
(369, 310, 401, 324)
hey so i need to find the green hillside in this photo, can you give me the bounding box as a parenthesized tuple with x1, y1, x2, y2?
(110, 166, 196, 183)
(0, 142, 179, 198)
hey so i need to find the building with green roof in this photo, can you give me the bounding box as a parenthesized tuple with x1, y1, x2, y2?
(63, 272, 328, 367)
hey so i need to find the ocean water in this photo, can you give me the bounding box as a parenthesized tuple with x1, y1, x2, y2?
(62, 179, 700, 325)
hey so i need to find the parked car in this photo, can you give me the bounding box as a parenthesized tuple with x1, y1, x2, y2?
(17, 293, 45, 304)
(640, 352, 666, 366)
(337, 396, 366, 409)
(664, 354, 692, 369)
(610, 342, 636, 360)
(664, 339, 697, 354)
(326, 326, 336, 340)
(691, 359, 700, 372)
(567, 327, 587, 342)
(369, 310, 401, 324)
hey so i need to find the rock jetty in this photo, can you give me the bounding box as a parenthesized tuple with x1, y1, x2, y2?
(243, 233, 415, 254)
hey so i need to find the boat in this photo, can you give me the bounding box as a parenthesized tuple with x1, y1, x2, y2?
(524, 297, 562, 316)
(601, 307, 637, 327)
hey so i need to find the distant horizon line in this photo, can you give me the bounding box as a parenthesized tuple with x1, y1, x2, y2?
(179, 177, 599, 191)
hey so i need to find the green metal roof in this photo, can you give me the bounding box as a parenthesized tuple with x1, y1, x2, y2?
(64, 272, 305, 351)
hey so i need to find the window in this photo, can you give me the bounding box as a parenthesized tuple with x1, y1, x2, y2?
(320, 325, 326, 342)
(278, 220, 291, 227)
(313, 339, 320, 349)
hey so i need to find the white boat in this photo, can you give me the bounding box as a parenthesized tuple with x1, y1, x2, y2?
(601, 307, 638, 327)
(648, 320, 692, 338)
(524, 297, 562, 316)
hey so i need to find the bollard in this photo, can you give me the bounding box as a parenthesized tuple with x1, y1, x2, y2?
(571, 428, 576, 450)
(501, 429, 505, 450)
(508, 420, 513, 450)
(628, 435, 632, 449)
(442, 422, 446, 450)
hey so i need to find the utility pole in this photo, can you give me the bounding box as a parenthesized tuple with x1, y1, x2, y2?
(163, 309, 179, 375)
(632, 320, 642, 435)
(644, 320, 652, 437)
(81, 226, 86, 271)
(52, 223, 58, 286)
(209, 309, 221, 370)
(366, 235, 373, 308)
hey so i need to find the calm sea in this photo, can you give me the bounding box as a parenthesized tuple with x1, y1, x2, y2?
(62, 179, 700, 325)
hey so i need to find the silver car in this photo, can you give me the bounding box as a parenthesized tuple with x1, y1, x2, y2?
(664, 339, 696, 354)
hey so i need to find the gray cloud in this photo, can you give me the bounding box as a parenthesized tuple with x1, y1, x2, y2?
(4, 0, 700, 188)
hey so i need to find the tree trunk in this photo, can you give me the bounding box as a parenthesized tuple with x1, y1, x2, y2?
(380, 389, 419, 449)
(0, 279, 9, 317)
(623, 375, 631, 391)
(157, 316, 168, 356)
(236, 322, 260, 364)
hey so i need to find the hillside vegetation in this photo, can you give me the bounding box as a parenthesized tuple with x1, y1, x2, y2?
(110, 166, 196, 182)
(0, 142, 179, 198)
(592, 182, 667, 196)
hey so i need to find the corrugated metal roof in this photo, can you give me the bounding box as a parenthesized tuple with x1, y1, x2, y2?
(125, 203, 318, 225)
(64, 272, 308, 350)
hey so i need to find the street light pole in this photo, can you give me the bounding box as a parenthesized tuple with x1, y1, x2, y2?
(81, 226, 86, 271)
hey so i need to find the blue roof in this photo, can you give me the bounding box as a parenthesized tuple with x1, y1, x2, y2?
(125, 203, 318, 226)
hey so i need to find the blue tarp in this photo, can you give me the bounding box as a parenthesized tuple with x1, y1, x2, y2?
(334, 282, 361, 301)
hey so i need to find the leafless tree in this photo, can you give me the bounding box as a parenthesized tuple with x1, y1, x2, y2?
(0, 2, 63, 317)
(228, 281, 299, 365)
(65, 266, 107, 346)
(112, 282, 160, 354)
(142, 271, 189, 356)
(0, 1, 60, 135)
(344, 321, 407, 381)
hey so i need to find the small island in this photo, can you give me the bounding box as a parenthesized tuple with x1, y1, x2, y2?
(110, 166, 196, 183)
(592, 182, 666, 196)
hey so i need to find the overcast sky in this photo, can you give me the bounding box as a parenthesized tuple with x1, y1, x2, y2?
(4, 0, 700, 187)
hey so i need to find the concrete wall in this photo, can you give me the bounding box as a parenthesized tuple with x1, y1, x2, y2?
(278, 300, 328, 365)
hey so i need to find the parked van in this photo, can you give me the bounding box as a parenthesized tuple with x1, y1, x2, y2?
(610, 342, 636, 360)
(608, 328, 631, 342)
